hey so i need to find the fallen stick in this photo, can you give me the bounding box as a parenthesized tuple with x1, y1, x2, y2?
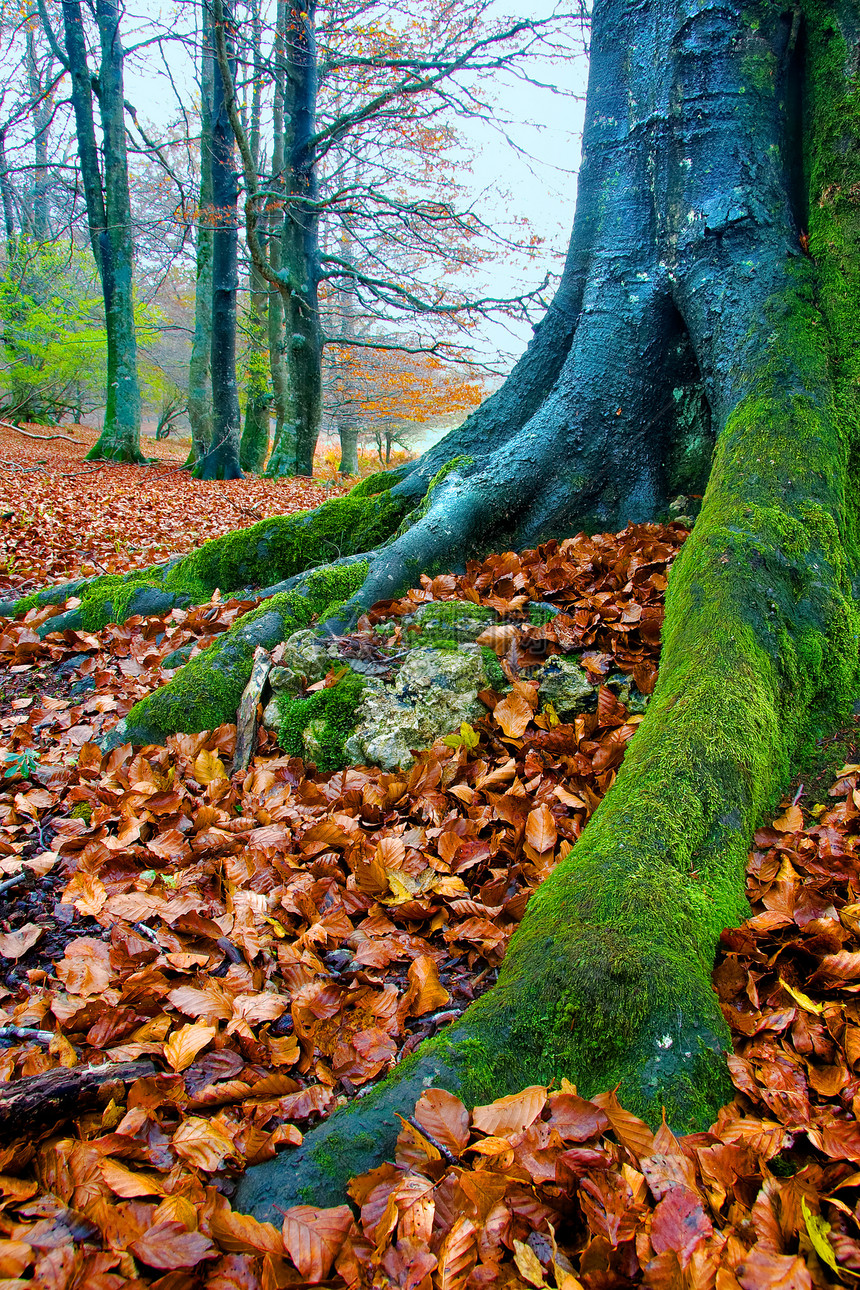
(0, 1059, 155, 1135)
(234, 645, 272, 773)
(0, 419, 77, 444)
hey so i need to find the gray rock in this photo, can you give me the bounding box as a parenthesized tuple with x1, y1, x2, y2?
(344, 644, 490, 771)
(407, 599, 498, 645)
(162, 642, 195, 670)
(268, 628, 339, 696)
(533, 656, 595, 716)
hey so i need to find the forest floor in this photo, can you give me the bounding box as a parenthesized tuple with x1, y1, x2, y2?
(0, 430, 859, 1288)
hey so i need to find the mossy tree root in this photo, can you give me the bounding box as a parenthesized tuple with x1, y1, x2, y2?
(236, 266, 860, 1214)
(102, 560, 370, 749)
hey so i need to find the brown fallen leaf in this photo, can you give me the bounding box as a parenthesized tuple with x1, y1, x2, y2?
(0, 922, 43, 960)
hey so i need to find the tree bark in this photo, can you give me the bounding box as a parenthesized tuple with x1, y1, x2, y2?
(15, 0, 860, 1211)
(26, 30, 52, 243)
(264, 0, 322, 479)
(196, 0, 243, 481)
(186, 0, 215, 471)
(239, 0, 272, 475)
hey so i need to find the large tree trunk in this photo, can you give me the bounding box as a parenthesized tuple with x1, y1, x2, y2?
(196, 0, 243, 481)
(12, 0, 860, 1210)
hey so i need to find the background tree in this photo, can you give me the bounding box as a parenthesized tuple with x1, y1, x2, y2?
(196, 0, 243, 479)
(217, 0, 572, 477)
(37, 0, 143, 462)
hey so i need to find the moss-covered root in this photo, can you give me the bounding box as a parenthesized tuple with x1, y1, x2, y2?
(4, 467, 411, 634)
(102, 561, 368, 749)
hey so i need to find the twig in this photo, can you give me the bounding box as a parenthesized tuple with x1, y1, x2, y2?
(405, 1114, 457, 1164)
(0, 1025, 65, 1049)
(0, 419, 77, 444)
(0, 873, 27, 895)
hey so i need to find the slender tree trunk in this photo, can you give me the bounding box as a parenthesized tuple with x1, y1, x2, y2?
(26, 30, 51, 242)
(196, 0, 242, 480)
(60, 0, 142, 463)
(239, 0, 271, 474)
(333, 220, 360, 474)
(264, 0, 322, 478)
(185, 1, 215, 470)
(264, 0, 293, 474)
(0, 129, 17, 260)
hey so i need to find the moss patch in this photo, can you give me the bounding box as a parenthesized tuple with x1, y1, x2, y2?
(274, 671, 366, 771)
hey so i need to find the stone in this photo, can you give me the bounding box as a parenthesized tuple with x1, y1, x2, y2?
(343, 644, 490, 771)
(267, 628, 339, 696)
(533, 655, 595, 716)
(406, 599, 498, 645)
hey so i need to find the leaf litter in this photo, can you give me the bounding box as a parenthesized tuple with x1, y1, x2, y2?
(0, 501, 858, 1285)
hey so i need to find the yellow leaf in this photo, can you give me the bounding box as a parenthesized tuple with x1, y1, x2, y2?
(163, 1022, 217, 1073)
(543, 701, 560, 727)
(194, 748, 227, 785)
(514, 1238, 546, 1288)
(779, 977, 824, 1014)
(172, 1115, 236, 1171)
(801, 1195, 859, 1277)
(442, 722, 480, 751)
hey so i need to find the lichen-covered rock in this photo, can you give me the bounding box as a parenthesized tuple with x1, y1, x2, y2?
(406, 599, 498, 645)
(343, 645, 490, 770)
(533, 656, 595, 716)
(267, 628, 339, 697)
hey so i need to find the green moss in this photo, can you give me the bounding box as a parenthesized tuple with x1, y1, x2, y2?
(163, 488, 408, 602)
(70, 802, 93, 824)
(480, 647, 508, 691)
(348, 464, 412, 498)
(274, 671, 366, 771)
(121, 562, 368, 744)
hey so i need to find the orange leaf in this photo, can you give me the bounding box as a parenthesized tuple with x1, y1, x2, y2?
(494, 691, 533, 738)
(773, 803, 803, 832)
(591, 1088, 654, 1158)
(525, 804, 557, 854)
(209, 1208, 283, 1255)
(436, 1215, 477, 1290)
(129, 1221, 216, 1270)
(281, 1204, 354, 1282)
(172, 1116, 236, 1171)
(414, 1088, 470, 1157)
(472, 1086, 546, 1139)
(0, 923, 43, 960)
(402, 956, 450, 1018)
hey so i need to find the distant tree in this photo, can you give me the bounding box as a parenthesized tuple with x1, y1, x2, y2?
(195, 0, 243, 479)
(36, 0, 143, 462)
(0, 241, 108, 423)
